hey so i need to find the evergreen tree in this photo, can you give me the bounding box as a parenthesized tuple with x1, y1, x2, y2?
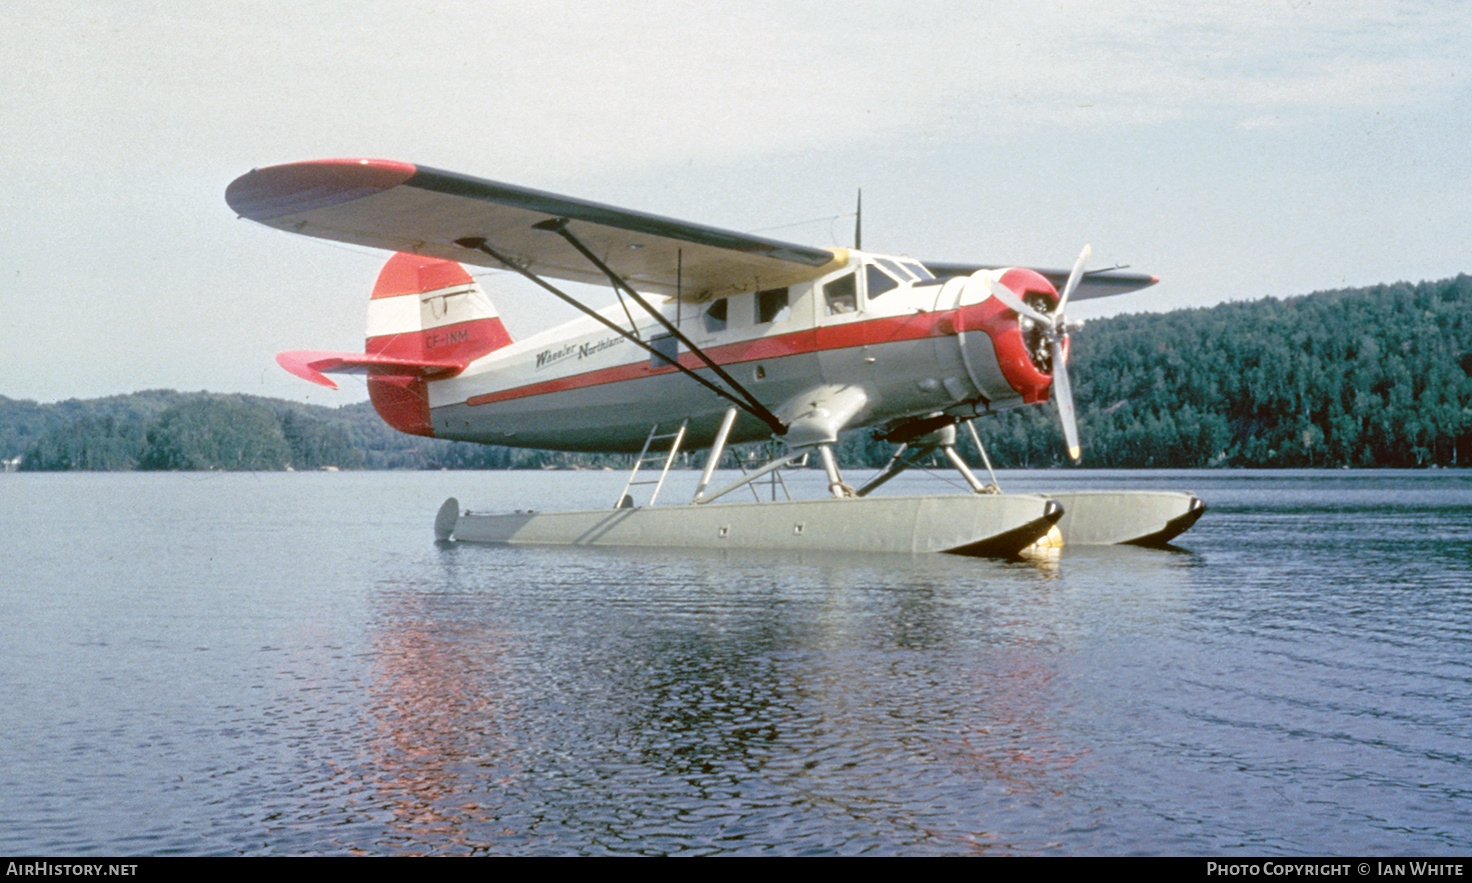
(5, 273, 1471, 471)
(139, 396, 291, 471)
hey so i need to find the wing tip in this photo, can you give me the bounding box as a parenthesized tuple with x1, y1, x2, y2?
(227, 158, 419, 222)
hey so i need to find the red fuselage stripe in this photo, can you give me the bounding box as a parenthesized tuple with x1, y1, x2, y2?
(464, 309, 967, 408)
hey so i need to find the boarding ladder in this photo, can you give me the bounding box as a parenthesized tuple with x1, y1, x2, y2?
(615, 419, 688, 508)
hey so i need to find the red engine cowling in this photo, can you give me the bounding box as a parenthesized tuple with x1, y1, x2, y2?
(954, 267, 1062, 406)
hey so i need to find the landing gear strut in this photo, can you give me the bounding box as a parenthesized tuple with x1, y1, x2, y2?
(856, 419, 1001, 497)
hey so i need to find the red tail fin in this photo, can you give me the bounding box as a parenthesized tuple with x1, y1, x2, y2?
(278, 252, 514, 437)
(365, 252, 512, 361)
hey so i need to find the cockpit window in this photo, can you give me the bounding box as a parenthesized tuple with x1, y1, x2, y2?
(866, 263, 899, 300)
(824, 273, 857, 315)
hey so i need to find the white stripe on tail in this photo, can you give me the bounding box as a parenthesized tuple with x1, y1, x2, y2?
(278, 252, 514, 436)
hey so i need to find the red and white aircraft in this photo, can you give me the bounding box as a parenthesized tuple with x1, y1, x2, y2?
(227, 159, 1199, 554)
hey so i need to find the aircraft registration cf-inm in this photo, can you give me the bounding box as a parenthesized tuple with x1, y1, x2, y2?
(227, 158, 1203, 556)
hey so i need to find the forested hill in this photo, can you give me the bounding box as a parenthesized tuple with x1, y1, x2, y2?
(968, 274, 1472, 468)
(0, 391, 532, 472)
(4, 274, 1470, 471)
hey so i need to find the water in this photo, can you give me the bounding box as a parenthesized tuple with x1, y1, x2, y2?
(2, 469, 1469, 855)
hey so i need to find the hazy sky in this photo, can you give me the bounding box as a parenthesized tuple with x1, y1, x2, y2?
(5, 0, 1470, 405)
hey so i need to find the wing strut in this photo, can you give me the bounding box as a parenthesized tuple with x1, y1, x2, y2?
(530, 218, 789, 436)
(455, 235, 789, 437)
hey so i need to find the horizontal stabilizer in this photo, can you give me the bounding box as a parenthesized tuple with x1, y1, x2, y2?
(925, 262, 1158, 300)
(276, 350, 466, 390)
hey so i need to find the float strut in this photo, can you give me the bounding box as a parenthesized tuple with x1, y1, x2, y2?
(963, 419, 1002, 493)
(942, 445, 991, 493)
(817, 444, 852, 498)
(696, 450, 806, 505)
(856, 442, 932, 497)
(693, 407, 740, 503)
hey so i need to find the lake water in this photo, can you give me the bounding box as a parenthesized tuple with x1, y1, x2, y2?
(2, 468, 1469, 856)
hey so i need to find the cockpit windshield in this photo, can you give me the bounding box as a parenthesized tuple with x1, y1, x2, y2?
(903, 260, 935, 281)
(875, 258, 914, 281)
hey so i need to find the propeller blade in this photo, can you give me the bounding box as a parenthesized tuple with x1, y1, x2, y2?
(1050, 336, 1081, 463)
(982, 275, 1051, 324)
(1054, 243, 1092, 320)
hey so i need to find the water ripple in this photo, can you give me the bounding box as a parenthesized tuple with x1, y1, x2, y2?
(3, 471, 1470, 854)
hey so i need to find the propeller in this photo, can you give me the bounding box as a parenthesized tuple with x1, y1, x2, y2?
(983, 244, 1091, 462)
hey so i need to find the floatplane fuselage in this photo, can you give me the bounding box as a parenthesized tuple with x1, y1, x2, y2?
(364, 251, 1059, 455)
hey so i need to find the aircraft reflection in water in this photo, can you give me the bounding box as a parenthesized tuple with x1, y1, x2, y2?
(227, 159, 1203, 555)
(352, 542, 1158, 854)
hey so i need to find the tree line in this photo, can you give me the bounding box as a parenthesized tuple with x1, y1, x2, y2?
(5, 274, 1470, 471)
(966, 274, 1472, 468)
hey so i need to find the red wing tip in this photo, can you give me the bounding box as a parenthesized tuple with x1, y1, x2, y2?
(247, 157, 418, 176)
(300, 157, 416, 170)
(227, 158, 419, 221)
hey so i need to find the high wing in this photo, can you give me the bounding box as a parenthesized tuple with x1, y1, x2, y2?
(226, 159, 847, 301)
(924, 261, 1158, 300)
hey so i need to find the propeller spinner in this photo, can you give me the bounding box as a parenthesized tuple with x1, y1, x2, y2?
(984, 245, 1092, 462)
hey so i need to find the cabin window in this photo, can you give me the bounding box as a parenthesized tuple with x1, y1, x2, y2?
(650, 333, 678, 367)
(757, 287, 790, 323)
(703, 299, 728, 333)
(824, 273, 857, 315)
(866, 264, 899, 300)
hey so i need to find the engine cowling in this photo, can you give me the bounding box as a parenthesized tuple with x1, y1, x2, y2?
(952, 268, 1061, 406)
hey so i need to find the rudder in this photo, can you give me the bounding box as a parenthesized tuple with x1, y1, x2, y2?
(276, 252, 513, 438)
(366, 251, 512, 363)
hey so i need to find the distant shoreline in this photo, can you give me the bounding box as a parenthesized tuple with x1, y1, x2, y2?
(5, 273, 1471, 471)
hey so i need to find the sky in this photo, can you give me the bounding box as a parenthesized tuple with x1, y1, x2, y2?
(4, 0, 1470, 406)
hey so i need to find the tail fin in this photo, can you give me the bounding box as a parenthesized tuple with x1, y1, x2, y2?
(364, 251, 512, 363)
(277, 252, 513, 436)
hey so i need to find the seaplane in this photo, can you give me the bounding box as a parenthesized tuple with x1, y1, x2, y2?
(226, 158, 1204, 557)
